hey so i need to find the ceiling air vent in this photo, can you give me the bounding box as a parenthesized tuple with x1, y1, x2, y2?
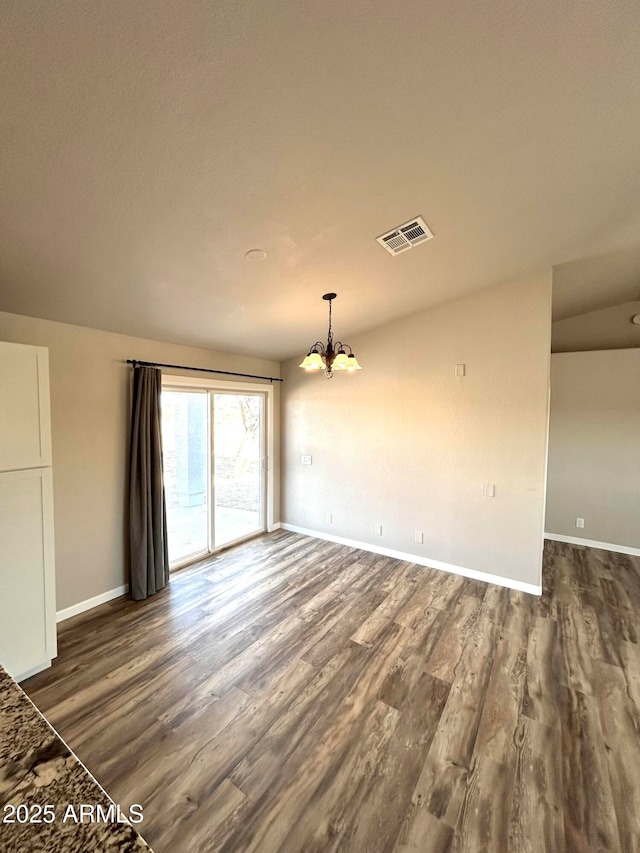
(376, 216, 434, 256)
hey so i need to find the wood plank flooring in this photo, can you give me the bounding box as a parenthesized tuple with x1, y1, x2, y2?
(22, 532, 640, 852)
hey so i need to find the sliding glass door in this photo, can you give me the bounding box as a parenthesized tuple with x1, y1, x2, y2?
(161, 387, 265, 567)
(213, 393, 264, 548)
(162, 390, 210, 565)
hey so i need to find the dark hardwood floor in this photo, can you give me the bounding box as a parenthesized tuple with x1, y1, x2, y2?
(23, 531, 640, 852)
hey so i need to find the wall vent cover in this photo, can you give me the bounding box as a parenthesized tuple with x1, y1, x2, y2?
(376, 216, 434, 256)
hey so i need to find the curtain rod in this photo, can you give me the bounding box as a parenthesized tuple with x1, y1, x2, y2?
(126, 359, 283, 383)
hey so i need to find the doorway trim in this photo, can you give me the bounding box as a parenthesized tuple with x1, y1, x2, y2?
(161, 374, 278, 566)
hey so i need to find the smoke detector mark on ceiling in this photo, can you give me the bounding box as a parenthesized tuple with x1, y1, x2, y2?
(245, 248, 267, 261)
(376, 216, 434, 256)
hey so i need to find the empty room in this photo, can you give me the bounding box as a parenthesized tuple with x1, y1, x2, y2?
(1, 2, 640, 851)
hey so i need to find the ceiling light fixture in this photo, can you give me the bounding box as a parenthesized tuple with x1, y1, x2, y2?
(299, 293, 362, 379)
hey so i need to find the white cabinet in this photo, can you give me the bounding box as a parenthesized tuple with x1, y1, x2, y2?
(0, 468, 56, 678)
(0, 342, 52, 471)
(0, 342, 56, 680)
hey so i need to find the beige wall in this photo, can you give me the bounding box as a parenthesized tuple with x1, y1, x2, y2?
(281, 271, 552, 589)
(545, 348, 640, 549)
(0, 311, 280, 611)
(552, 300, 640, 353)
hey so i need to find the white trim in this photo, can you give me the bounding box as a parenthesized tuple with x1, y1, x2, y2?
(40, 467, 57, 661)
(281, 524, 542, 596)
(544, 532, 640, 557)
(56, 584, 129, 623)
(269, 522, 282, 531)
(538, 356, 552, 593)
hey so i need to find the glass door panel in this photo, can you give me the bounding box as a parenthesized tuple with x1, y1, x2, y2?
(161, 390, 210, 565)
(213, 393, 264, 548)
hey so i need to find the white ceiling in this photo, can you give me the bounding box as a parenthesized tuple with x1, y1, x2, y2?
(1, 1, 640, 361)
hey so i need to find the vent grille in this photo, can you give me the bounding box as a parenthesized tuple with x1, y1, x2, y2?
(376, 216, 434, 256)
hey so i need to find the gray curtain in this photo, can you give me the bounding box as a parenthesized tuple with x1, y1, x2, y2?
(128, 366, 170, 600)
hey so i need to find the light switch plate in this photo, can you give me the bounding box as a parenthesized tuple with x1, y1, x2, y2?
(483, 483, 496, 497)
(301, 455, 312, 465)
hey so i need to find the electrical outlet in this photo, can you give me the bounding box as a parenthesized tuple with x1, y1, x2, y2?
(375, 524, 382, 536)
(576, 517, 585, 529)
(301, 455, 312, 465)
(415, 531, 424, 544)
(326, 513, 332, 524)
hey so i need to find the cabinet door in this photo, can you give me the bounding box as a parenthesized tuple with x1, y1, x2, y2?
(0, 342, 52, 471)
(0, 468, 57, 680)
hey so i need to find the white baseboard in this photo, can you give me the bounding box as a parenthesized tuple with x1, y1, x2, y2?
(544, 533, 640, 557)
(56, 584, 129, 623)
(281, 523, 542, 596)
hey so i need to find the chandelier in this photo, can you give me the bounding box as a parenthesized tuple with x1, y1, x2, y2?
(299, 293, 362, 378)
